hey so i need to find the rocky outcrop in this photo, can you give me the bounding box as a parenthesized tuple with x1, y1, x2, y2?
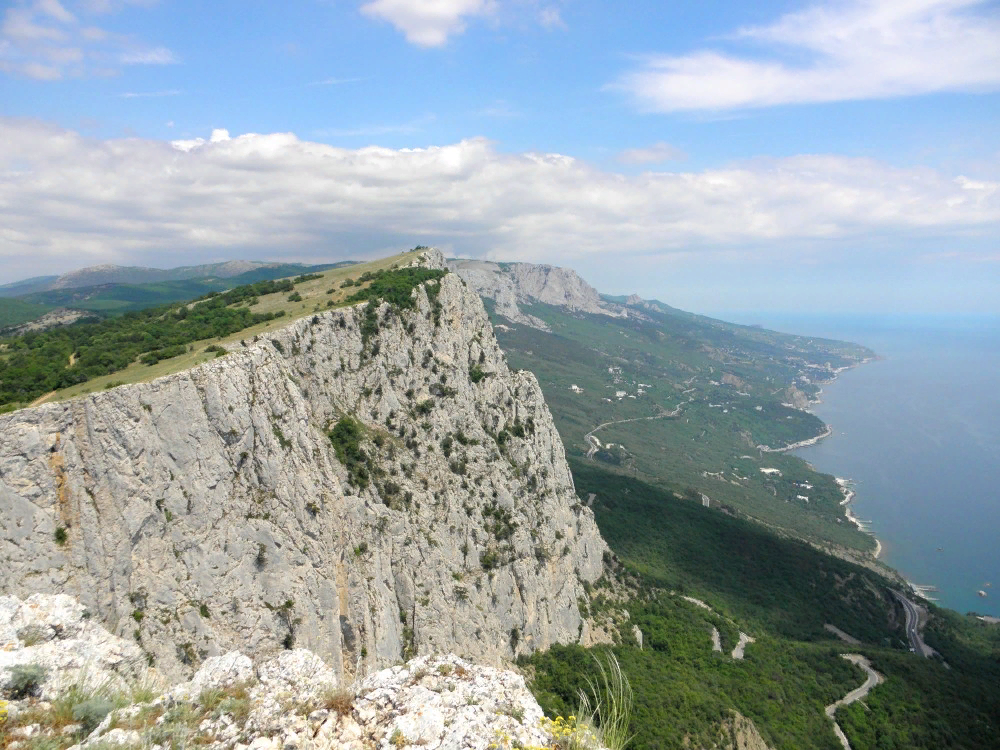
(1, 309, 90, 337)
(0, 595, 579, 750)
(0, 252, 607, 680)
(710, 712, 775, 750)
(448, 259, 624, 331)
(0, 593, 147, 699)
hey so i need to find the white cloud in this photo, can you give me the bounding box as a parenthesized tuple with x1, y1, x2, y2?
(119, 88, 181, 98)
(307, 76, 366, 86)
(613, 0, 1000, 111)
(538, 6, 565, 29)
(0, 0, 174, 80)
(118, 46, 175, 64)
(0, 119, 996, 278)
(36, 0, 75, 24)
(359, 0, 495, 46)
(618, 142, 686, 165)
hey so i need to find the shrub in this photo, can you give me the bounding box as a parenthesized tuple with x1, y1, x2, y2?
(6, 663, 47, 699)
(321, 686, 355, 716)
(54, 526, 68, 545)
(287, 292, 303, 302)
(73, 696, 114, 733)
(328, 416, 371, 489)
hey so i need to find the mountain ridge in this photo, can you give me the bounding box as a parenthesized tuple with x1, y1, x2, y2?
(0, 251, 608, 680)
(0, 261, 343, 299)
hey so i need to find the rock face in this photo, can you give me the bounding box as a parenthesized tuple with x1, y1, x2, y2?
(448, 259, 624, 331)
(0, 251, 607, 680)
(0, 593, 147, 699)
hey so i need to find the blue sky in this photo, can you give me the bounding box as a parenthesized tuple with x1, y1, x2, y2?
(1, 0, 998, 314)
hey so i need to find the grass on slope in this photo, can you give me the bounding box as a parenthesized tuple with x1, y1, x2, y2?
(0, 251, 424, 411)
(0, 299, 54, 329)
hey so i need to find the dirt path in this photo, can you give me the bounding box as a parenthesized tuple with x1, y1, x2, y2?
(29, 391, 57, 407)
(825, 654, 883, 750)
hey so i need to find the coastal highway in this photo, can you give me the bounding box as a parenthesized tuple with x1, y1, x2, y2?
(891, 589, 931, 657)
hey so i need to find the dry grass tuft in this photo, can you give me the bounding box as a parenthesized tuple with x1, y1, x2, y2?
(321, 687, 355, 717)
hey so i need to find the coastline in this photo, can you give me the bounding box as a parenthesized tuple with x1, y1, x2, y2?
(760, 356, 876, 454)
(758, 424, 834, 453)
(806, 357, 885, 560)
(837, 477, 882, 559)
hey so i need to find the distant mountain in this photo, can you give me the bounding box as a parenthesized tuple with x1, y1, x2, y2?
(35, 260, 318, 294)
(0, 275, 60, 298)
(447, 258, 624, 330)
(10, 262, 356, 318)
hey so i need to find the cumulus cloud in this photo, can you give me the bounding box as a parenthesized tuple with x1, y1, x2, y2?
(0, 0, 174, 80)
(613, 0, 1000, 111)
(0, 118, 996, 279)
(360, 0, 495, 47)
(618, 142, 686, 165)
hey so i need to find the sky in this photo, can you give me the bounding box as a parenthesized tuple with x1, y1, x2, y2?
(1, 0, 998, 314)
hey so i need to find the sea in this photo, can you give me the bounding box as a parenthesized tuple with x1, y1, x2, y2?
(718, 312, 1000, 617)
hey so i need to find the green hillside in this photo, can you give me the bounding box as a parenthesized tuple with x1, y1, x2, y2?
(0, 253, 417, 411)
(0, 299, 54, 329)
(19, 262, 353, 315)
(526, 465, 1000, 749)
(490, 299, 877, 555)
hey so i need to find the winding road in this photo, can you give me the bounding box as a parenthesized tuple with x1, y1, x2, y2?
(825, 654, 883, 750)
(584, 398, 691, 459)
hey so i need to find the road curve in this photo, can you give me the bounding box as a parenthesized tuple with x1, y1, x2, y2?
(890, 589, 932, 657)
(825, 654, 883, 750)
(583, 398, 691, 459)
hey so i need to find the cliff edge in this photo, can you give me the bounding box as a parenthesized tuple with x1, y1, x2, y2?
(0, 252, 607, 680)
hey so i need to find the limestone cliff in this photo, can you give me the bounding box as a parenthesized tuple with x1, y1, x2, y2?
(448, 259, 625, 331)
(0, 253, 607, 680)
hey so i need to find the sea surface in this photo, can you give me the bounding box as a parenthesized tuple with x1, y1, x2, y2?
(720, 312, 1000, 617)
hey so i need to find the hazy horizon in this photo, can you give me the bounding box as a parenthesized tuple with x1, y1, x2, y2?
(2, 0, 998, 314)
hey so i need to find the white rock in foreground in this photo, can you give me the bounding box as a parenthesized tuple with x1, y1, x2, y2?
(77, 653, 562, 750)
(0, 593, 146, 699)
